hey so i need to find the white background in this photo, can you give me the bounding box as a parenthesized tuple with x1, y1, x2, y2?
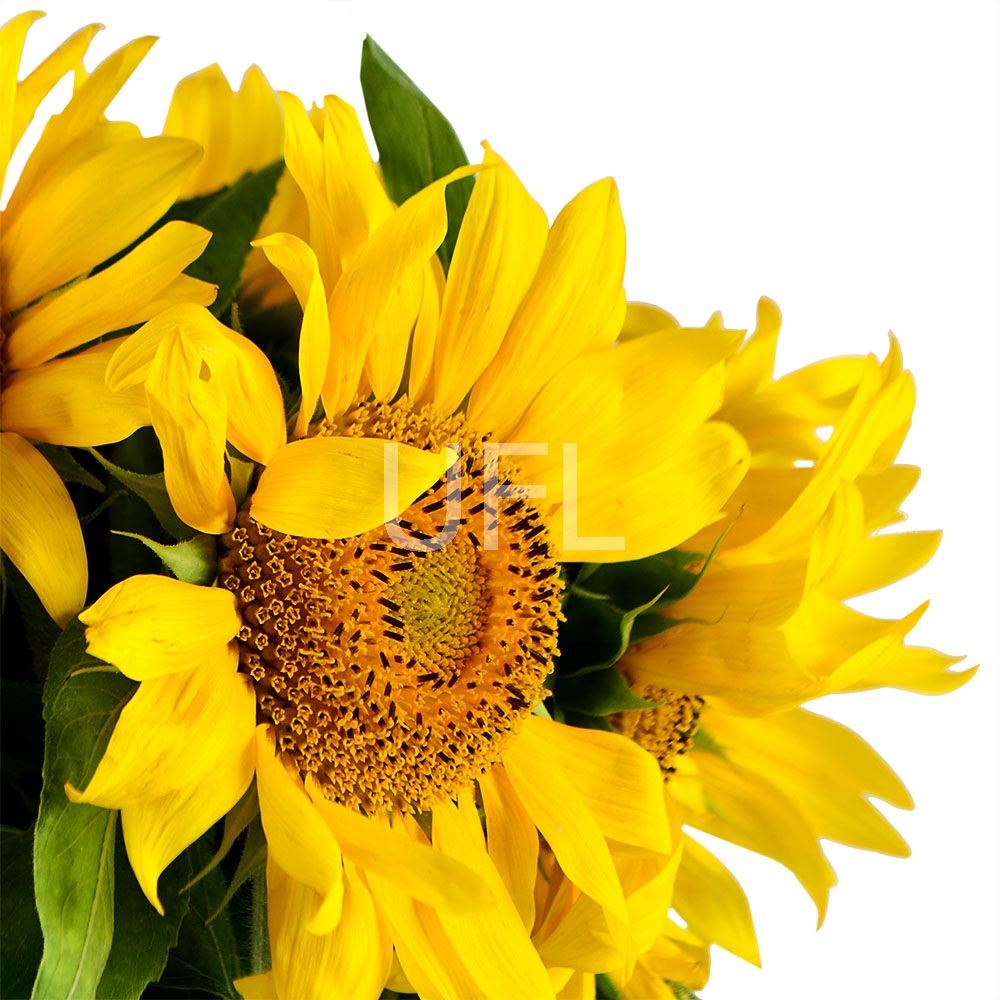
(13, 2, 1000, 998)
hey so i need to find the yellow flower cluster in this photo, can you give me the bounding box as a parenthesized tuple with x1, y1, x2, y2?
(0, 13, 974, 1000)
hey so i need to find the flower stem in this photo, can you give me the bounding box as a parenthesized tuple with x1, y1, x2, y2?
(250, 868, 270, 975)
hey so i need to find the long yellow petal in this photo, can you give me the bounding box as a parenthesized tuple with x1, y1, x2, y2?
(478, 765, 538, 931)
(255, 232, 331, 439)
(79, 575, 240, 680)
(1, 339, 149, 446)
(323, 164, 479, 417)
(254, 726, 344, 935)
(432, 793, 556, 999)
(429, 145, 548, 414)
(11, 22, 100, 154)
(66, 647, 255, 809)
(467, 177, 626, 438)
(516, 716, 672, 854)
(3, 137, 202, 311)
(673, 835, 760, 966)
(550, 421, 750, 563)
(0, 12, 42, 190)
(250, 436, 453, 540)
(267, 857, 391, 1000)
(502, 727, 628, 923)
(406, 258, 444, 403)
(145, 327, 236, 535)
(6, 221, 214, 370)
(0, 431, 86, 626)
(119, 708, 256, 913)
(304, 775, 490, 914)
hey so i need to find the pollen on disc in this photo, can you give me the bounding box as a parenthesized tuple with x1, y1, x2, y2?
(218, 400, 563, 815)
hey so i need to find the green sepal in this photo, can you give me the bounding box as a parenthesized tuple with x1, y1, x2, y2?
(185, 161, 284, 318)
(207, 817, 267, 924)
(94, 825, 192, 1000)
(184, 782, 259, 892)
(32, 618, 136, 999)
(576, 549, 702, 613)
(0, 826, 43, 999)
(557, 665, 664, 717)
(33, 444, 104, 492)
(157, 838, 246, 999)
(88, 449, 193, 541)
(360, 36, 474, 272)
(112, 531, 217, 586)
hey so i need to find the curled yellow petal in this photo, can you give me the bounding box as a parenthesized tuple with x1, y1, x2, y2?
(79, 575, 240, 680)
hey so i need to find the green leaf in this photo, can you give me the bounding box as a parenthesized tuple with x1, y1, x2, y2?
(188, 161, 284, 318)
(557, 666, 663, 716)
(1, 826, 43, 999)
(94, 825, 192, 1000)
(32, 619, 136, 999)
(112, 531, 217, 586)
(360, 36, 474, 271)
(88, 449, 193, 541)
(668, 983, 701, 1000)
(158, 838, 245, 999)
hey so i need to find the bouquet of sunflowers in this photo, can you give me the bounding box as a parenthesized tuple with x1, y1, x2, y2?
(0, 10, 985, 1000)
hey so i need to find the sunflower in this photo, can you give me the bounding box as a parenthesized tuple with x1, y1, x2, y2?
(569, 298, 975, 993)
(0, 12, 216, 624)
(67, 87, 753, 998)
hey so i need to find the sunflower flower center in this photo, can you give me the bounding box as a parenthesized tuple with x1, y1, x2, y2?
(610, 683, 704, 776)
(218, 400, 562, 815)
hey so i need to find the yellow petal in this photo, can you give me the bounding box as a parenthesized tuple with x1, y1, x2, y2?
(673, 835, 760, 966)
(2, 136, 202, 311)
(430, 145, 548, 414)
(406, 258, 444, 403)
(145, 327, 237, 535)
(322, 164, 479, 417)
(0, 431, 86, 626)
(551, 421, 750, 563)
(254, 726, 344, 934)
(232, 972, 275, 1000)
(119, 707, 256, 913)
(478, 765, 538, 931)
(66, 647, 255, 809)
(366, 866, 482, 1000)
(676, 751, 836, 923)
(304, 775, 490, 914)
(255, 232, 330, 439)
(1, 338, 149, 446)
(502, 726, 628, 923)
(79, 575, 240, 680)
(618, 302, 680, 342)
(11, 21, 100, 154)
(5, 221, 214, 369)
(467, 177, 626, 438)
(250, 436, 453, 539)
(621, 619, 815, 708)
(431, 793, 556, 1000)
(267, 857, 391, 1000)
(0, 12, 44, 190)
(522, 716, 672, 854)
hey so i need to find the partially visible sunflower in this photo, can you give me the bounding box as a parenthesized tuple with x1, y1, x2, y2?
(67, 88, 755, 998)
(0, 12, 215, 623)
(581, 298, 975, 993)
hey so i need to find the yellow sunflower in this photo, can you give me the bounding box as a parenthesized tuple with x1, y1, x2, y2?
(0, 12, 215, 624)
(67, 88, 754, 998)
(571, 298, 974, 993)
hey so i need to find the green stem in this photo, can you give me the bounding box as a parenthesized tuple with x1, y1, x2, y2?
(249, 869, 270, 975)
